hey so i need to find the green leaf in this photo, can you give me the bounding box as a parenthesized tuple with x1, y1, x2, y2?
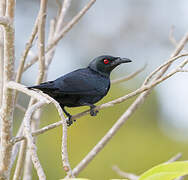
(139, 161, 188, 180)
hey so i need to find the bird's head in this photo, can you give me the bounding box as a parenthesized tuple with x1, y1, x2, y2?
(88, 55, 132, 77)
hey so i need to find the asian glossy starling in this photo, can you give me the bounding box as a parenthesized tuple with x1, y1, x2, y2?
(28, 55, 132, 126)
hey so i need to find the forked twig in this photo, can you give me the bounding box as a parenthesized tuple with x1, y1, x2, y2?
(23, 0, 96, 72)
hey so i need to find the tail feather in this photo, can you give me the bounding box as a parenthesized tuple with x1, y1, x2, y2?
(27, 81, 55, 92)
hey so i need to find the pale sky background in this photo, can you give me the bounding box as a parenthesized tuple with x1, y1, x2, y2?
(16, 0, 188, 142)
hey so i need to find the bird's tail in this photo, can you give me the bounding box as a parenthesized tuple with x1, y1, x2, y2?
(27, 81, 54, 92)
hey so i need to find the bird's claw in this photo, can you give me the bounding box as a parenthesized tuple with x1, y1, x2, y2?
(90, 108, 99, 116)
(66, 116, 76, 127)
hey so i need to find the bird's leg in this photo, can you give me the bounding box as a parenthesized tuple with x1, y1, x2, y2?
(80, 102, 99, 116)
(89, 104, 99, 116)
(62, 106, 75, 126)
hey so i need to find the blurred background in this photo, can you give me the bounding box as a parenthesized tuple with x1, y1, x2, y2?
(13, 0, 188, 179)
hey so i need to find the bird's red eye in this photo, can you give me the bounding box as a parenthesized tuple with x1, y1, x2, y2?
(103, 59, 109, 64)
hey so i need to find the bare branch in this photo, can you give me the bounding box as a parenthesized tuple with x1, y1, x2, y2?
(178, 69, 188, 72)
(0, 0, 6, 16)
(36, 0, 47, 85)
(11, 120, 63, 144)
(10, 57, 188, 179)
(9, 83, 72, 177)
(23, 0, 96, 72)
(0, 35, 4, 108)
(39, 93, 73, 176)
(45, 0, 72, 70)
(0, 13, 15, 180)
(112, 165, 139, 180)
(23, 2, 48, 178)
(0, 1, 187, 178)
(157, 31, 188, 80)
(7, 81, 50, 103)
(5, 0, 15, 21)
(15, 14, 38, 85)
(45, 19, 56, 68)
(16, 104, 26, 113)
(143, 53, 188, 85)
(55, 0, 72, 35)
(55, 0, 62, 17)
(68, 31, 188, 176)
(166, 153, 182, 163)
(0, 0, 6, 108)
(11, 57, 188, 146)
(111, 64, 147, 84)
(12, 140, 27, 180)
(10, 123, 25, 172)
(23, 101, 46, 180)
(169, 26, 178, 46)
(107, 31, 188, 180)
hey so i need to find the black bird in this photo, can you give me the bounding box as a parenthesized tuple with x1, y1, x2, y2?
(28, 55, 132, 126)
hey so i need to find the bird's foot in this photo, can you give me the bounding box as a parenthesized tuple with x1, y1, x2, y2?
(90, 106, 99, 116)
(66, 116, 76, 127)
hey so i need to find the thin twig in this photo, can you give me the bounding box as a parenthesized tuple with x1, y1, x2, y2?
(36, 0, 47, 85)
(166, 153, 182, 163)
(10, 122, 24, 171)
(178, 69, 188, 72)
(16, 104, 26, 113)
(143, 53, 188, 85)
(169, 26, 178, 46)
(15, 14, 38, 85)
(11, 120, 63, 144)
(111, 64, 147, 84)
(112, 165, 139, 180)
(55, 0, 72, 35)
(45, 0, 71, 69)
(157, 31, 188, 80)
(23, 0, 96, 72)
(12, 140, 27, 180)
(45, 19, 56, 68)
(55, 0, 62, 17)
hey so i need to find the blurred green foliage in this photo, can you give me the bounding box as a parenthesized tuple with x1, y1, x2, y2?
(12, 83, 188, 180)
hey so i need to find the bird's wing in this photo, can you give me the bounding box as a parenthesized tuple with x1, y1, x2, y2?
(54, 69, 109, 96)
(28, 69, 110, 96)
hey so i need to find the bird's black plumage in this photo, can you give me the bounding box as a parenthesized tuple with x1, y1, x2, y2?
(28, 55, 132, 126)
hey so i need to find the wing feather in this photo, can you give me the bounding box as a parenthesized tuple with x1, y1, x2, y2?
(54, 68, 109, 96)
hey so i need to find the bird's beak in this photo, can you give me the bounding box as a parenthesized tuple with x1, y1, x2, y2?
(112, 57, 132, 66)
(119, 57, 132, 63)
